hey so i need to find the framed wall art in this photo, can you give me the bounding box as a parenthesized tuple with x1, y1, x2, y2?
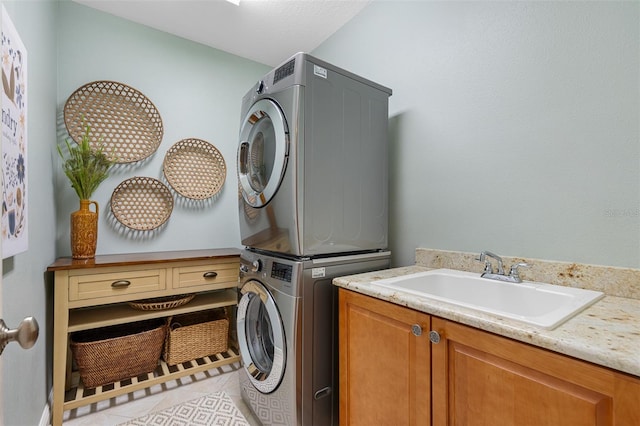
(1, 5, 28, 258)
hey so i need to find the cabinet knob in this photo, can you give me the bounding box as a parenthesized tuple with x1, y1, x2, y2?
(203, 271, 218, 278)
(411, 324, 422, 336)
(429, 330, 441, 344)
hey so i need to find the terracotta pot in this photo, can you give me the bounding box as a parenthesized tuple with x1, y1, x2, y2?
(71, 199, 99, 259)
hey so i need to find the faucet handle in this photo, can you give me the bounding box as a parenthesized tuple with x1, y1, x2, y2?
(509, 262, 530, 280)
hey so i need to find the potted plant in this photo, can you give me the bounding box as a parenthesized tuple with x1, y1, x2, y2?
(58, 121, 114, 259)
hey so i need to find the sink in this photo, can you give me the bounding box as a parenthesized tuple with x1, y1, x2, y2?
(371, 268, 604, 329)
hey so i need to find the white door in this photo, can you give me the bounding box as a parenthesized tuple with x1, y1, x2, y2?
(0, 235, 4, 419)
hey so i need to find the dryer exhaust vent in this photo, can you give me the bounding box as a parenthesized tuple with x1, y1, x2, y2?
(274, 58, 295, 84)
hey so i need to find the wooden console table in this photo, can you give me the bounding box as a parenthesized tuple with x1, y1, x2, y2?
(47, 249, 241, 426)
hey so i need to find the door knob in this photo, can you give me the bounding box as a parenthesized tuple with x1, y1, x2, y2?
(0, 316, 39, 355)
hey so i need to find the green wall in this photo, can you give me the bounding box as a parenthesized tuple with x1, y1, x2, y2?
(314, 1, 640, 268)
(56, 2, 269, 257)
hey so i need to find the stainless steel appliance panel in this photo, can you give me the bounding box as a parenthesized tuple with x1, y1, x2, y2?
(238, 53, 392, 257)
(237, 249, 390, 425)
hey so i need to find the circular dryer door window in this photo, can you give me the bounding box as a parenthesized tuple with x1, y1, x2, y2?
(237, 280, 286, 394)
(237, 99, 289, 208)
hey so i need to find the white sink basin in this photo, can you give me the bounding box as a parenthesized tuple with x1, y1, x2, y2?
(371, 268, 604, 329)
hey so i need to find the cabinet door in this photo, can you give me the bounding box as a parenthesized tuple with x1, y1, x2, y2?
(339, 289, 431, 426)
(431, 317, 640, 426)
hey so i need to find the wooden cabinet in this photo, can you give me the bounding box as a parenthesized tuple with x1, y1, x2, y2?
(339, 289, 431, 426)
(47, 249, 241, 426)
(431, 317, 640, 426)
(339, 289, 640, 426)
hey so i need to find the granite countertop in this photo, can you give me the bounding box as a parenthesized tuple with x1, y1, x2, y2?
(333, 265, 640, 378)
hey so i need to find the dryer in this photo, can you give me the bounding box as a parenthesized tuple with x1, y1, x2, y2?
(237, 53, 393, 257)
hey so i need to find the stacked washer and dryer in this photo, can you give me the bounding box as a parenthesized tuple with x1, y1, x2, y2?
(236, 53, 392, 426)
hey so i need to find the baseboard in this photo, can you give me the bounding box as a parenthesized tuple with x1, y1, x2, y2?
(39, 403, 50, 426)
(39, 389, 53, 426)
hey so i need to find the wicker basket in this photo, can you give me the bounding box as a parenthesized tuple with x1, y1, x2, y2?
(63, 80, 164, 163)
(163, 309, 229, 366)
(128, 294, 195, 311)
(163, 138, 227, 200)
(110, 176, 174, 231)
(70, 319, 166, 388)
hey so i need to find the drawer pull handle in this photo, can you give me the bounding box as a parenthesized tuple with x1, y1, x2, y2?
(111, 280, 131, 288)
(203, 271, 218, 279)
(314, 386, 332, 400)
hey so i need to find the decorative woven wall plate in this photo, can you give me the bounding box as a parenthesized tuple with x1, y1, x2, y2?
(64, 81, 164, 163)
(163, 138, 227, 199)
(110, 177, 173, 230)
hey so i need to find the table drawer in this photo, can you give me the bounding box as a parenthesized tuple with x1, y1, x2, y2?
(173, 261, 239, 290)
(69, 269, 166, 302)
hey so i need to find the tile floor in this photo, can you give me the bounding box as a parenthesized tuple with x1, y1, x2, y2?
(62, 363, 261, 425)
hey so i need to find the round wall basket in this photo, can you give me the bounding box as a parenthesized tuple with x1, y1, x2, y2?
(64, 80, 164, 163)
(110, 177, 174, 231)
(163, 138, 227, 200)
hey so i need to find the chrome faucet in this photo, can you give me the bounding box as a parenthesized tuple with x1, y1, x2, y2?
(477, 251, 504, 275)
(476, 251, 530, 283)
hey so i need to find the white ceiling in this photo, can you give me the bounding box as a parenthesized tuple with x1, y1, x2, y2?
(73, 0, 370, 67)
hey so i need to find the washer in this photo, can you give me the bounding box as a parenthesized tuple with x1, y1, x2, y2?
(237, 249, 390, 426)
(237, 52, 392, 257)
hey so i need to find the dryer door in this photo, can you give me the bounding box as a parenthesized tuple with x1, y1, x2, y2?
(237, 279, 286, 394)
(238, 99, 289, 208)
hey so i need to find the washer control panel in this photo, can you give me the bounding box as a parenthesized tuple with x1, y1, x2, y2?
(271, 262, 293, 283)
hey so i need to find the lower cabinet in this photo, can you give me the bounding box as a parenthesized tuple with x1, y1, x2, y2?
(430, 317, 640, 426)
(339, 288, 431, 426)
(339, 288, 640, 426)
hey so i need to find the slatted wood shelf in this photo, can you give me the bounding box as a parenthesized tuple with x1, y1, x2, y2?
(64, 348, 241, 410)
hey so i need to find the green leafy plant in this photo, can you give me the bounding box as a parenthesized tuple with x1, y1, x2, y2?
(58, 122, 114, 199)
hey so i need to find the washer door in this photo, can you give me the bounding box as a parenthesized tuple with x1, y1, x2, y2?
(237, 280, 286, 394)
(237, 98, 289, 208)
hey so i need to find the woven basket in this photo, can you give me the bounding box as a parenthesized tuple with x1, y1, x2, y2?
(128, 294, 195, 311)
(70, 319, 166, 389)
(163, 309, 229, 366)
(64, 80, 164, 163)
(110, 176, 174, 230)
(163, 138, 227, 200)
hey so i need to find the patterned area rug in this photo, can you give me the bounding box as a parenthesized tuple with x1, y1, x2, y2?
(119, 392, 250, 426)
